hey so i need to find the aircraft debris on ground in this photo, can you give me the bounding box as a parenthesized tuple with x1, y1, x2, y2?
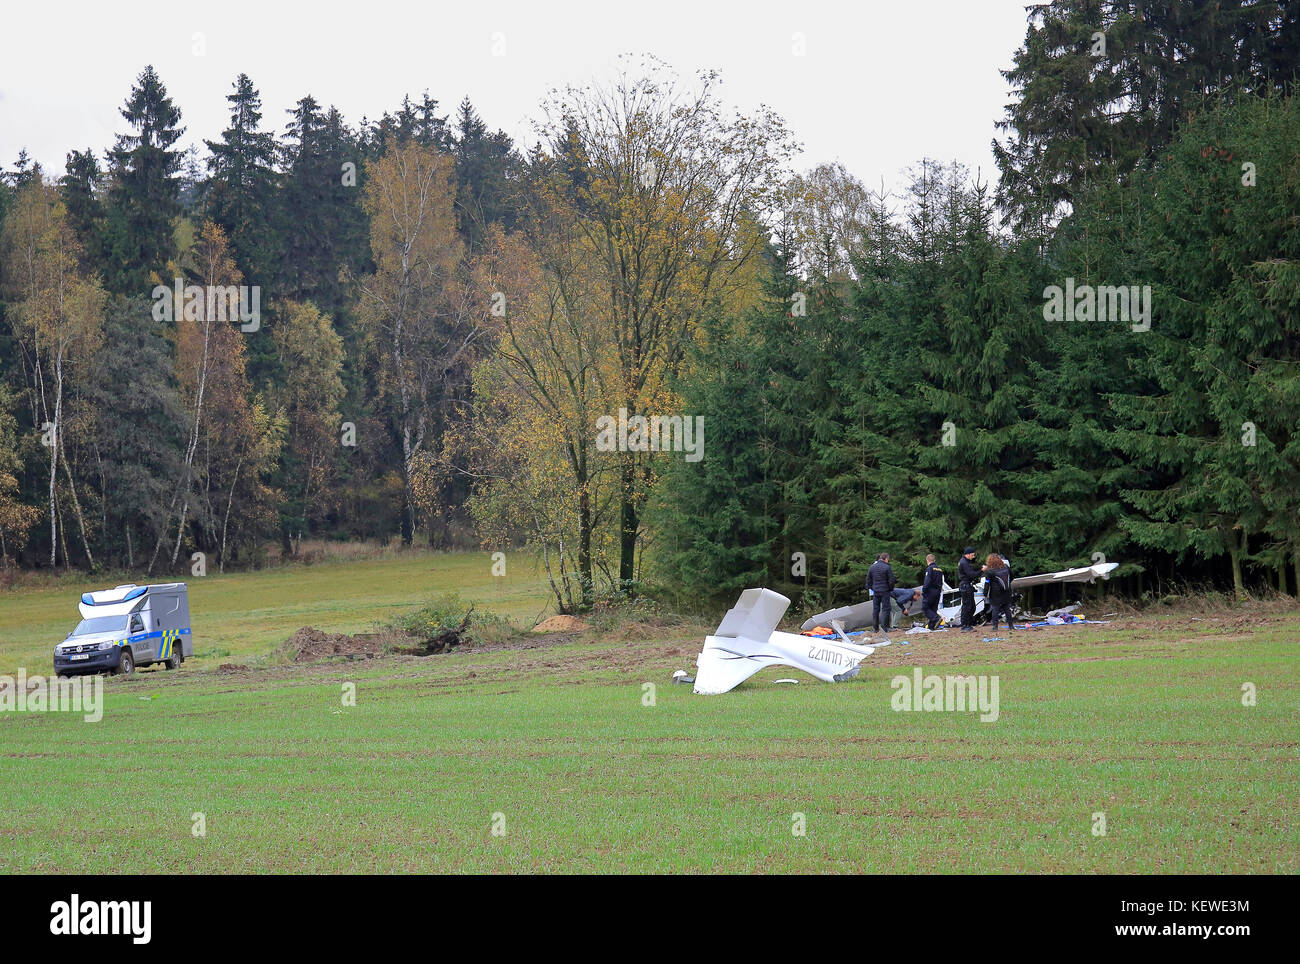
(693, 562, 1120, 694)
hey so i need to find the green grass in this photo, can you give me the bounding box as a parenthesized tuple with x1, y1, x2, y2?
(0, 554, 1296, 873)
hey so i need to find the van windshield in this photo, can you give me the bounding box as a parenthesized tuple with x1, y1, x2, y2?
(70, 615, 127, 637)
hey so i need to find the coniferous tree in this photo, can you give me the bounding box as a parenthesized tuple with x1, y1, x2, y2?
(369, 93, 452, 156)
(278, 98, 368, 319)
(84, 295, 187, 569)
(177, 145, 204, 213)
(652, 243, 817, 603)
(205, 74, 280, 285)
(1107, 91, 1300, 595)
(453, 97, 520, 248)
(60, 149, 105, 270)
(994, 0, 1295, 237)
(818, 185, 914, 590)
(1022, 166, 1152, 589)
(4, 150, 42, 190)
(911, 183, 1044, 569)
(103, 65, 185, 295)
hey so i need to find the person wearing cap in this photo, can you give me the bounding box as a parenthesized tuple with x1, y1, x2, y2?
(957, 547, 980, 632)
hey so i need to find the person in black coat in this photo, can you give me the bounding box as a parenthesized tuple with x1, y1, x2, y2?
(982, 553, 1017, 631)
(865, 552, 896, 633)
(921, 553, 944, 630)
(957, 547, 980, 632)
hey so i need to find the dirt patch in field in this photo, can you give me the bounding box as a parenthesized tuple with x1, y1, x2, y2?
(617, 619, 681, 640)
(286, 627, 412, 661)
(533, 614, 590, 633)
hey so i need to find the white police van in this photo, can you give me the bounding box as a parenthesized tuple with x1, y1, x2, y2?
(53, 583, 194, 677)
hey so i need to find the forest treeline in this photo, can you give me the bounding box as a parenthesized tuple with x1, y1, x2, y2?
(0, 2, 1298, 612)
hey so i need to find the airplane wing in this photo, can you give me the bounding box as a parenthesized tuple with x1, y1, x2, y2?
(1009, 562, 1117, 589)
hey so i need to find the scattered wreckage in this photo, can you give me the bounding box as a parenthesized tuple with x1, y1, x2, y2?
(691, 561, 1118, 695)
(800, 561, 1119, 633)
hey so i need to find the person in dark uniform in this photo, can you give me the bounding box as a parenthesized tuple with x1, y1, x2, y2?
(921, 553, 944, 629)
(983, 553, 1017, 631)
(866, 552, 896, 633)
(957, 547, 980, 632)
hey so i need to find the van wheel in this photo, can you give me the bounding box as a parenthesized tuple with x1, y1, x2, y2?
(165, 647, 180, 670)
(114, 648, 135, 676)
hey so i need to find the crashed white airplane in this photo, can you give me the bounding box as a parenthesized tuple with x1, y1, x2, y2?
(693, 561, 1118, 695)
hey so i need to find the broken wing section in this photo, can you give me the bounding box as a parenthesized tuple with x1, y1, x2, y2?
(693, 589, 869, 695)
(1009, 562, 1118, 589)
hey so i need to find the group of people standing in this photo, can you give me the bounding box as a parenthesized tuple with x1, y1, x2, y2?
(864, 548, 1018, 634)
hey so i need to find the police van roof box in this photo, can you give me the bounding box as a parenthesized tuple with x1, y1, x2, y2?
(78, 583, 186, 619)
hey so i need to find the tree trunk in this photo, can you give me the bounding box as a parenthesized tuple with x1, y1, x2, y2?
(48, 361, 61, 568)
(1228, 533, 1245, 598)
(577, 459, 593, 609)
(400, 454, 415, 547)
(56, 501, 71, 572)
(219, 457, 242, 573)
(59, 443, 94, 569)
(826, 533, 832, 604)
(618, 453, 637, 588)
(153, 314, 213, 574)
(172, 498, 190, 566)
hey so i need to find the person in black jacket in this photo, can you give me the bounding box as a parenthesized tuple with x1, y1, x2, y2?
(866, 552, 896, 633)
(957, 547, 980, 632)
(921, 553, 944, 629)
(983, 553, 1017, 631)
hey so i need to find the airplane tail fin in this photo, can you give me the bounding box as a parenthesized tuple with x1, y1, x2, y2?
(694, 589, 791, 695)
(714, 588, 790, 640)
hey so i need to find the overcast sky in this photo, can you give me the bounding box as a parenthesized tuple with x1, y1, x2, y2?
(0, 0, 1031, 196)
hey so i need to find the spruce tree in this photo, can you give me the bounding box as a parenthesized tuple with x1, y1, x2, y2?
(1107, 91, 1300, 595)
(103, 65, 185, 294)
(61, 149, 106, 271)
(820, 181, 919, 589)
(84, 295, 187, 568)
(651, 243, 824, 604)
(995, 0, 1294, 237)
(278, 99, 367, 319)
(453, 97, 519, 248)
(204, 73, 280, 284)
(910, 180, 1043, 569)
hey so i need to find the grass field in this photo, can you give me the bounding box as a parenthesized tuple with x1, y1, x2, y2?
(1, 552, 1297, 873)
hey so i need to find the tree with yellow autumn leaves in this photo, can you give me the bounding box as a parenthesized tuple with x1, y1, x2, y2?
(356, 142, 480, 545)
(1, 179, 106, 568)
(419, 60, 793, 610)
(534, 59, 795, 589)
